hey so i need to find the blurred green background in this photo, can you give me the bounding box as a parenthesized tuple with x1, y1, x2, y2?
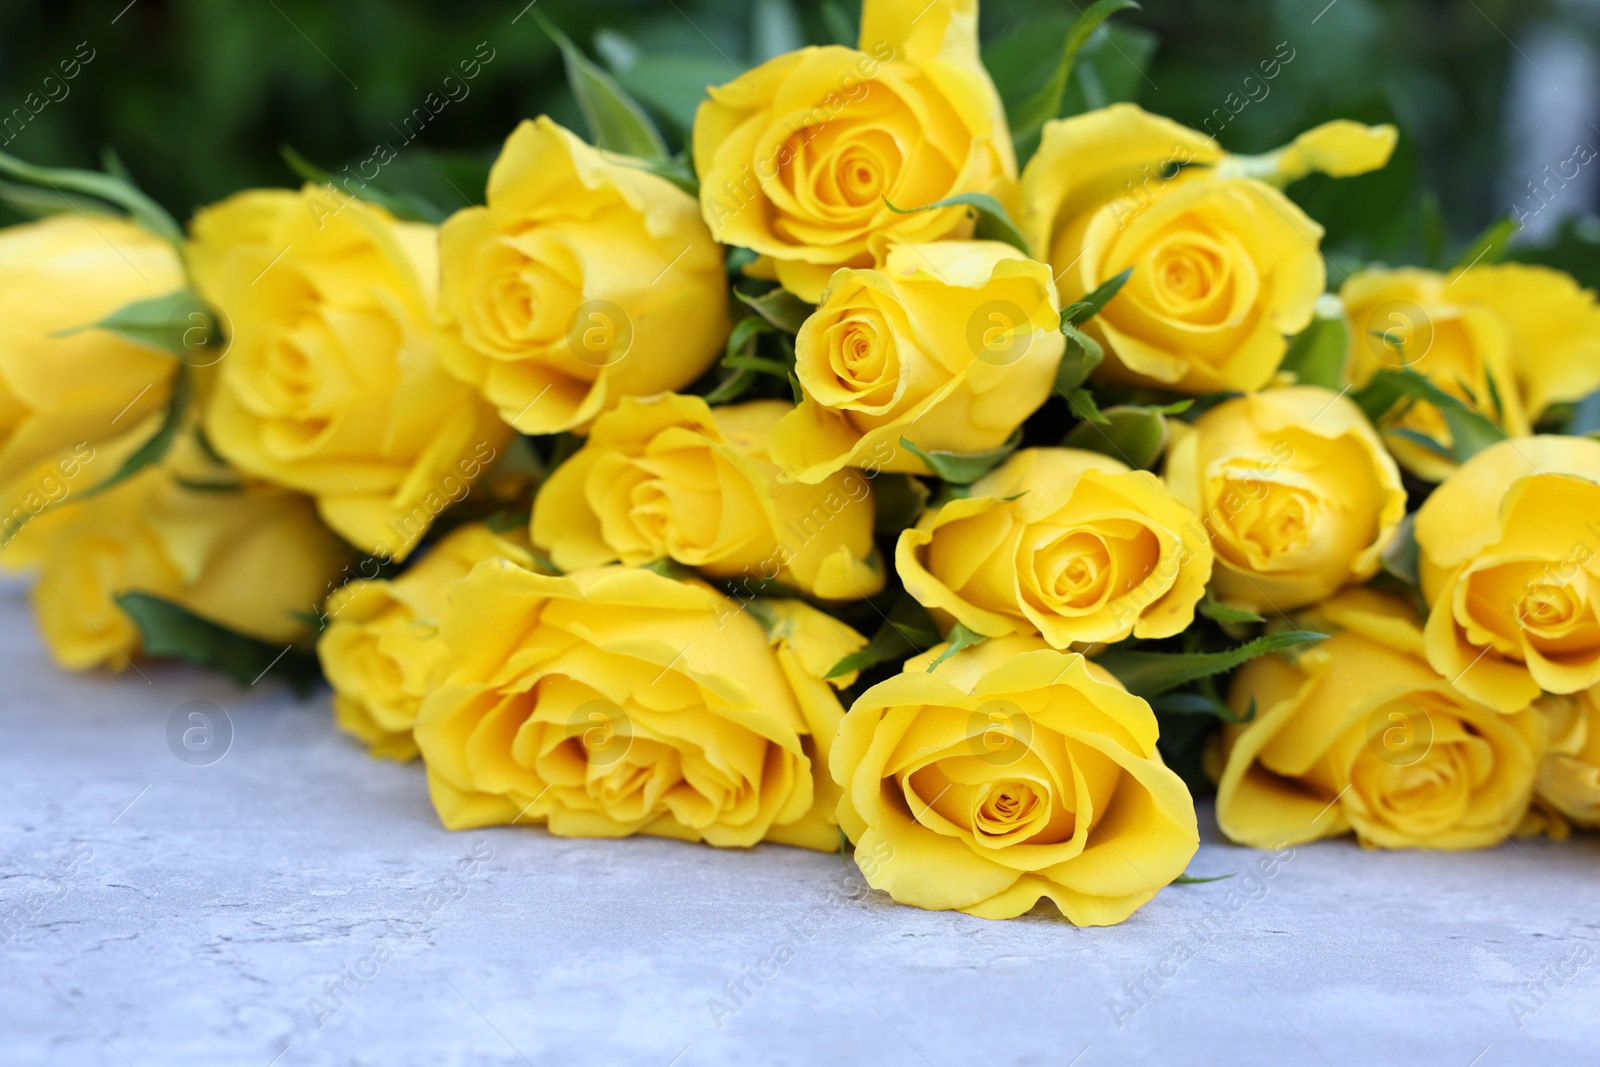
(1, 0, 1596, 279)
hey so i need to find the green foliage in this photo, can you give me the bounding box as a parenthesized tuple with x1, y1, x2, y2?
(883, 193, 1030, 255)
(1095, 630, 1328, 700)
(899, 431, 1022, 484)
(117, 592, 319, 694)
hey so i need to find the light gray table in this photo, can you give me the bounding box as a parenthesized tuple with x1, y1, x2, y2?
(2, 579, 1596, 1066)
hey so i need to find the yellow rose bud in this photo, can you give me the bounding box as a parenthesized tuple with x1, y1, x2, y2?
(1215, 590, 1544, 849)
(1340, 267, 1533, 482)
(1164, 386, 1406, 612)
(0, 215, 184, 526)
(8, 432, 350, 671)
(897, 448, 1212, 646)
(1022, 106, 1392, 394)
(1531, 687, 1600, 831)
(438, 116, 728, 435)
(830, 635, 1198, 924)
(414, 562, 863, 850)
(189, 186, 510, 561)
(319, 523, 539, 760)
(693, 0, 1015, 302)
(532, 394, 883, 600)
(1414, 436, 1600, 712)
(770, 241, 1064, 483)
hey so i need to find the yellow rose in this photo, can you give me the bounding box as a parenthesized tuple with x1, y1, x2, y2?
(1453, 264, 1600, 425)
(897, 448, 1212, 646)
(1340, 267, 1533, 482)
(693, 0, 1014, 301)
(438, 116, 728, 435)
(0, 214, 184, 529)
(1214, 589, 1544, 850)
(1021, 104, 1395, 393)
(319, 523, 538, 760)
(1531, 687, 1600, 832)
(770, 241, 1064, 483)
(414, 562, 865, 850)
(830, 635, 1198, 924)
(7, 431, 350, 671)
(1164, 386, 1406, 613)
(532, 394, 883, 600)
(1414, 436, 1600, 713)
(190, 186, 510, 561)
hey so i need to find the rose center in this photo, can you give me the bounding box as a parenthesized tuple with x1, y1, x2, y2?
(974, 779, 1044, 835)
(1520, 583, 1577, 629)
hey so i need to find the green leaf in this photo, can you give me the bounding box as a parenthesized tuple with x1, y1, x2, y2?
(1063, 386, 1110, 425)
(534, 12, 668, 159)
(1062, 404, 1175, 470)
(898, 430, 1022, 484)
(1062, 267, 1133, 326)
(702, 367, 758, 405)
(82, 365, 193, 501)
(1172, 872, 1234, 885)
(1278, 297, 1348, 391)
(1055, 324, 1105, 393)
(1451, 215, 1517, 274)
(280, 145, 445, 223)
(0, 147, 182, 245)
(1353, 368, 1505, 466)
(1151, 690, 1256, 724)
(1381, 511, 1420, 586)
(1095, 630, 1328, 699)
(0, 177, 118, 220)
(872, 473, 930, 536)
(1567, 388, 1600, 436)
(1198, 594, 1264, 625)
(827, 596, 941, 679)
(1420, 189, 1445, 268)
(116, 592, 320, 694)
(735, 287, 815, 334)
(613, 55, 730, 136)
(642, 558, 699, 581)
(924, 622, 989, 673)
(883, 192, 1029, 255)
(54, 291, 226, 365)
(1007, 0, 1142, 142)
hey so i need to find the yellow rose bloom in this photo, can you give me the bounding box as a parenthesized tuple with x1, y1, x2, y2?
(897, 448, 1212, 646)
(1531, 687, 1600, 831)
(1164, 386, 1406, 613)
(1414, 435, 1600, 713)
(438, 116, 728, 435)
(532, 394, 883, 600)
(830, 635, 1198, 924)
(0, 215, 184, 529)
(1452, 264, 1600, 426)
(770, 241, 1064, 483)
(190, 186, 510, 561)
(1021, 104, 1395, 394)
(319, 523, 538, 760)
(1341, 267, 1532, 482)
(693, 0, 1014, 301)
(414, 561, 865, 850)
(7, 431, 350, 671)
(1214, 589, 1544, 850)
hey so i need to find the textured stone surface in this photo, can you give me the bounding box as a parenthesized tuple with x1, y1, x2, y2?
(1, 580, 1597, 1067)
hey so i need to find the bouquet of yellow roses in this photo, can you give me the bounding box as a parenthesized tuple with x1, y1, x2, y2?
(3, 0, 1598, 928)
